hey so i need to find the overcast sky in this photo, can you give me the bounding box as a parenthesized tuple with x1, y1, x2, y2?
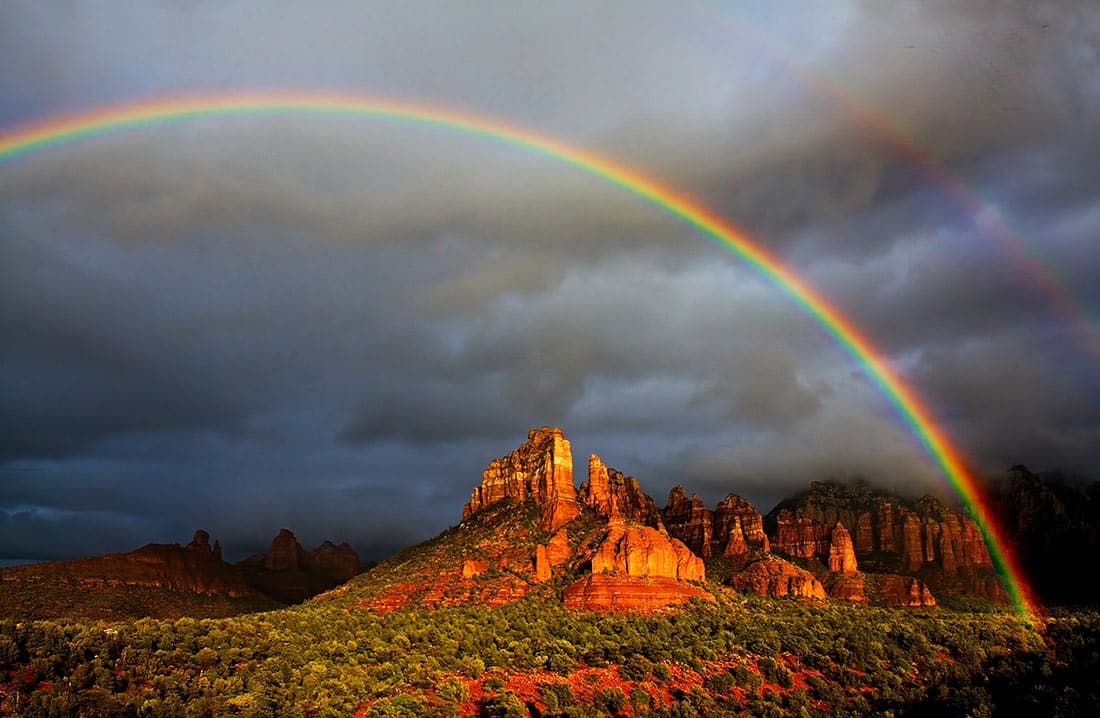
(1, 1, 1097, 562)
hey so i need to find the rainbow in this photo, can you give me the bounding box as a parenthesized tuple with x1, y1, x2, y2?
(0, 91, 1040, 621)
(689, 2, 1100, 368)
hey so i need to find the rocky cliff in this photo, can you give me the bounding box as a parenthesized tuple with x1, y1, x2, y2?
(765, 481, 1001, 601)
(728, 557, 826, 599)
(661, 487, 773, 559)
(563, 520, 711, 611)
(463, 426, 580, 531)
(580, 454, 663, 526)
(662, 486, 714, 557)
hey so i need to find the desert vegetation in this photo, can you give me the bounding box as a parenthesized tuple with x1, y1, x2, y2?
(2, 594, 1097, 716)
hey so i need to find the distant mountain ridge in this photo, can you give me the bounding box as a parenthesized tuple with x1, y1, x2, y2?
(0, 527, 369, 620)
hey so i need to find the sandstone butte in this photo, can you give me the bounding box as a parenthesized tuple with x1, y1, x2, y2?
(463, 426, 579, 532)
(459, 429, 711, 611)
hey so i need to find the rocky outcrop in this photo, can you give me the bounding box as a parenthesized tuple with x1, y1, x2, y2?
(827, 574, 867, 602)
(662, 487, 714, 557)
(828, 523, 858, 574)
(463, 427, 580, 532)
(713, 494, 770, 555)
(562, 520, 708, 611)
(772, 510, 830, 559)
(728, 557, 826, 600)
(581, 454, 662, 526)
(265, 528, 306, 572)
(874, 574, 936, 607)
(590, 523, 704, 581)
(766, 482, 1001, 601)
(462, 559, 488, 579)
(533, 529, 572, 582)
(307, 541, 361, 582)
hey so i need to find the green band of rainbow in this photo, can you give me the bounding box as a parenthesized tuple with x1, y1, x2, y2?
(0, 91, 1040, 621)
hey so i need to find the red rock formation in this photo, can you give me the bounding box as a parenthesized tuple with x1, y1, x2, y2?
(900, 513, 924, 573)
(723, 517, 750, 556)
(878, 503, 899, 553)
(591, 523, 704, 581)
(828, 523, 858, 574)
(875, 574, 936, 607)
(713, 494, 770, 555)
(265, 528, 306, 572)
(773, 510, 830, 559)
(581, 454, 662, 526)
(533, 546, 552, 582)
(662, 487, 714, 557)
(546, 529, 571, 567)
(562, 520, 708, 611)
(562, 574, 711, 611)
(728, 557, 826, 599)
(853, 512, 875, 555)
(245, 529, 365, 603)
(767, 485, 1000, 601)
(462, 559, 488, 579)
(463, 427, 580, 531)
(9, 530, 260, 598)
(828, 574, 867, 602)
(533, 529, 572, 582)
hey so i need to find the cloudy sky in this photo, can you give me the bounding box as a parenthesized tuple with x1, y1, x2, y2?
(1, 1, 1098, 562)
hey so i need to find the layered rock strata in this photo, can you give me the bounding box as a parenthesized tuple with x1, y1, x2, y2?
(581, 454, 663, 526)
(662, 487, 714, 557)
(563, 521, 710, 611)
(728, 557, 826, 599)
(463, 426, 580, 531)
(767, 483, 999, 600)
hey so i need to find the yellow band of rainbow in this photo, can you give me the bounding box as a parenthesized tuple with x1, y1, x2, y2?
(0, 90, 1040, 621)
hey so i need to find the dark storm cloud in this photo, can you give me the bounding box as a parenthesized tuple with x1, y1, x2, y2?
(0, 1, 1097, 561)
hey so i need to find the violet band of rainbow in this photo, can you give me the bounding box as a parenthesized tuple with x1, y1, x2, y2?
(0, 90, 1041, 622)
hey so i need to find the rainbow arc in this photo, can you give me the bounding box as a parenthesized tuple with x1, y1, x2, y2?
(0, 91, 1040, 621)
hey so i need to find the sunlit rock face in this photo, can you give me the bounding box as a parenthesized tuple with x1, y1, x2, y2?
(765, 482, 1001, 601)
(727, 556, 826, 600)
(714, 494, 770, 556)
(589, 523, 704, 582)
(581, 454, 663, 527)
(561, 574, 712, 611)
(828, 523, 858, 575)
(563, 513, 710, 611)
(875, 574, 936, 607)
(463, 426, 580, 532)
